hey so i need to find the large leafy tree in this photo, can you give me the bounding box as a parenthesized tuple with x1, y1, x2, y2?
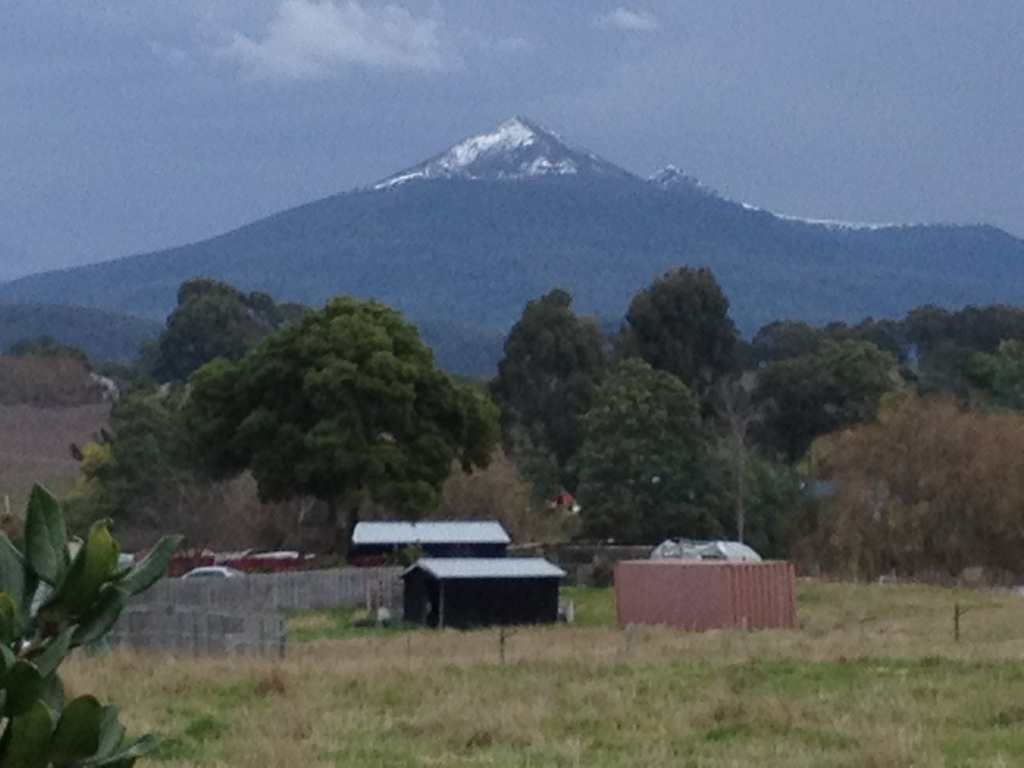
(573, 359, 718, 543)
(755, 338, 898, 461)
(489, 287, 605, 494)
(186, 296, 500, 553)
(618, 267, 738, 399)
(152, 277, 307, 382)
(66, 384, 196, 533)
(747, 320, 823, 367)
(807, 394, 1024, 579)
(971, 339, 1024, 411)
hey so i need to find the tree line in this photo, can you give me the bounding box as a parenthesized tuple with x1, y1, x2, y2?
(12, 271, 1024, 576)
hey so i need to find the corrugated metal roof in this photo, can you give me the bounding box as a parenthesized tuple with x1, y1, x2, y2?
(352, 520, 511, 546)
(406, 557, 566, 580)
(651, 539, 762, 562)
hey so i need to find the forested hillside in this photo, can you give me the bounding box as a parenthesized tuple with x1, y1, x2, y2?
(0, 303, 160, 360)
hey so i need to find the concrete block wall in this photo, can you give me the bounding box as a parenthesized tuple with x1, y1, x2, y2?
(111, 567, 403, 657)
(109, 606, 286, 657)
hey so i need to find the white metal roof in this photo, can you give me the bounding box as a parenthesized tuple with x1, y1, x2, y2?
(406, 557, 566, 580)
(651, 539, 762, 562)
(352, 520, 511, 546)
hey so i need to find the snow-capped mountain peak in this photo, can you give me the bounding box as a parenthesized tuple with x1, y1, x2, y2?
(373, 117, 634, 189)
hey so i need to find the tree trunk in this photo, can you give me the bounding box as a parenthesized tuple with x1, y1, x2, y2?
(327, 497, 360, 557)
(735, 440, 746, 544)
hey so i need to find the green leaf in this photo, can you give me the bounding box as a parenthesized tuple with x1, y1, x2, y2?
(1, 660, 42, 717)
(116, 535, 181, 596)
(87, 705, 125, 764)
(0, 536, 26, 613)
(31, 626, 74, 678)
(24, 485, 68, 585)
(44, 520, 120, 619)
(84, 733, 159, 766)
(0, 593, 17, 645)
(38, 673, 65, 713)
(72, 587, 127, 647)
(0, 644, 16, 677)
(0, 699, 54, 768)
(49, 695, 103, 764)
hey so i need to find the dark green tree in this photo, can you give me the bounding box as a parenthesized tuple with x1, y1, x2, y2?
(618, 267, 738, 400)
(6, 336, 90, 368)
(748, 320, 823, 367)
(489, 288, 605, 494)
(186, 296, 500, 553)
(573, 359, 718, 543)
(971, 339, 1024, 411)
(704, 442, 798, 558)
(65, 384, 196, 532)
(755, 338, 898, 461)
(152, 277, 307, 382)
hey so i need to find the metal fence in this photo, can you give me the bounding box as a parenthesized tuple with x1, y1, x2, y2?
(130, 566, 403, 612)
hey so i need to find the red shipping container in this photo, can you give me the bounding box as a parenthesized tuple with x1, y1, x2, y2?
(614, 560, 796, 629)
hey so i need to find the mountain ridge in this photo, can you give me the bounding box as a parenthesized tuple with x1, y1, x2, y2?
(2, 117, 1023, 374)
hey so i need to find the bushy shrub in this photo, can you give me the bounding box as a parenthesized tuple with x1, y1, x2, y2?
(0, 484, 180, 766)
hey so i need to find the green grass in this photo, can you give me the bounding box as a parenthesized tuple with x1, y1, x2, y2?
(286, 605, 420, 641)
(560, 585, 617, 627)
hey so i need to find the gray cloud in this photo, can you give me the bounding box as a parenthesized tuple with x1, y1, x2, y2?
(594, 7, 658, 32)
(219, 0, 447, 79)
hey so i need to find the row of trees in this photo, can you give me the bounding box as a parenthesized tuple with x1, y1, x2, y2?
(487, 270, 891, 551)
(32, 268, 1024, 573)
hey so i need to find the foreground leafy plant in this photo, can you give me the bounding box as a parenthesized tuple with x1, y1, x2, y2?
(0, 484, 181, 767)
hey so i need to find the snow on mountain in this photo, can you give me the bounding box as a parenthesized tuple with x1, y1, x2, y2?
(373, 117, 635, 189)
(373, 117, 916, 232)
(648, 165, 718, 196)
(739, 202, 902, 231)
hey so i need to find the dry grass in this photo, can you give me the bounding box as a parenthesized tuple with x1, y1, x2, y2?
(62, 580, 1024, 766)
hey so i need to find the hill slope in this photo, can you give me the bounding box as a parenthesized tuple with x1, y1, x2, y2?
(0, 304, 161, 360)
(2, 118, 1023, 350)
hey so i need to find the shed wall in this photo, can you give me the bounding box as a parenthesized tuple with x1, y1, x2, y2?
(614, 560, 796, 629)
(403, 573, 560, 628)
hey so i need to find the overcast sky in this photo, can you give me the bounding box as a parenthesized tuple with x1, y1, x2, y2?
(2, 0, 1022, 282)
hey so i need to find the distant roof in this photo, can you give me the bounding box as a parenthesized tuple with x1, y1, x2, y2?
(352, 520, 511, 546)
(405, 557, 566, 580)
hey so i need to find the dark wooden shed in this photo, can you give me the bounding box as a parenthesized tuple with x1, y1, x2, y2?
(403, 557, 566, 628)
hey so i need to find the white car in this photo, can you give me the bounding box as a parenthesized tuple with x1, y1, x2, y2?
(180, 566, 246, 579)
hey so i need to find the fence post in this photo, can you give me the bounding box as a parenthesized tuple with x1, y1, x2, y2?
(954, 603, 960, 643)
(623, 623, 635, 661)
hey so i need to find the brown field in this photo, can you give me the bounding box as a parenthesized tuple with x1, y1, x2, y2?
(0, 403, 109, 517)
(64, 580, 1024, 767)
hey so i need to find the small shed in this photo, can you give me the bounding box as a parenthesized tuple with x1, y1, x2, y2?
(403, 557, 566, 628)
(615, 559, 796, 629)
(350, 520, 511, 564)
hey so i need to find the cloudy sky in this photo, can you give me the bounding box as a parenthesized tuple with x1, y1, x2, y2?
(2, 0, 1022, 281)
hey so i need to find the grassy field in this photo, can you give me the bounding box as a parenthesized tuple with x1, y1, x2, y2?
(62, 580, 1024, 767)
